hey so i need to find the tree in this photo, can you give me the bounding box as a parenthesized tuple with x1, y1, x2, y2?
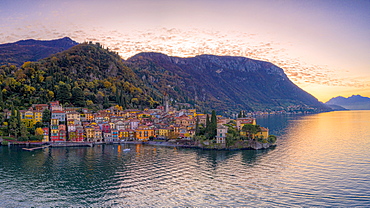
(71, 86, 85, 107)
(103, 96, 110, 109)
(42, 109, 51, 124)
(19, 122, 29, 140)
(8, 106, 19, 137)
(238, 111, 242, 118)
(242, 124, 261, 139)
(195, 116, 200, 136)
(56, 83, 71, 104)
(35, 127, 44, 136)
(267, 135, 277, 144)
(0, 87, 3, 110)
(208, 110, 217, 139)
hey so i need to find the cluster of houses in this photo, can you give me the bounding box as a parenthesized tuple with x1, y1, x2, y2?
(12, 101, 269, 144)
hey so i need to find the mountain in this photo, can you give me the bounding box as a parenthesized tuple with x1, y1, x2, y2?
(125, 52, 329, 113)
(326, 95, 370, 110)
(325, 104, 347, 111)
(0, 38, 330, 114)
(0, 37, 78, 66)
(0, 42, 160, 110)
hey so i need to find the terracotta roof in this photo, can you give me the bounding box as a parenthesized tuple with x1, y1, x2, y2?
(52, 110, 65, 114)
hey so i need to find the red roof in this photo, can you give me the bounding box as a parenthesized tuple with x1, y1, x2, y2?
(52, 110, 65, 114)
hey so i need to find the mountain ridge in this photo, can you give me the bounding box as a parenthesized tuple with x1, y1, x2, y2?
(326, 95, 370, 110)
(0, 37, 78, 66)
(125, 52, 329, 114)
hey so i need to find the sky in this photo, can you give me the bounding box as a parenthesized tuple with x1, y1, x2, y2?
(1, 0, 369, 102)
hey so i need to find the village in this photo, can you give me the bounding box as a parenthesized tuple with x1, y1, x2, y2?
(2, 99, 272, 147)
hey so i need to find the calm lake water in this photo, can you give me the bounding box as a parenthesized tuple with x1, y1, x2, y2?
(1, 110, 369, 207)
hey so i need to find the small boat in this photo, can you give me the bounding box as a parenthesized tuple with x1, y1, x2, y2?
(123, 148, 130, 152)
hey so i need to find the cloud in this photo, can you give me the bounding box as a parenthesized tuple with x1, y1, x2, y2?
(1, 24, 369, 94)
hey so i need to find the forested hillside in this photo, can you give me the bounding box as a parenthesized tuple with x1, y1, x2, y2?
(0, 42, 160, 111)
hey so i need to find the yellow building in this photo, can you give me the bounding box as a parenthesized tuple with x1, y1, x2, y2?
(236, 118, 257, 130)
(255, 127, 269, 139)
(33, 110, 43, 124)
(119, 130, 127, 139)
(19, 110, 44, 128)
(157, 128, 169, 138)
(85, 126, 95, 141)
(20, 110, 34, 128)
(240, 126, 269, 139)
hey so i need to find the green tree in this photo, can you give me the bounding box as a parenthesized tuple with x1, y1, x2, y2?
(8, 106, 19, 137)
(57, 83, 71, 104)
(0, 87, 4, 110)
(103, 96, 110, 109)
(238, 111, 242, 118)
(71, 86, 85, 107)
(267, 135, 277, 144)
(42, 109, 51, 124)
(242, 124, 261, 139)
(208, 110, 217, 139)
(19, 122, 29, 141)
(195, 116, 200, 136)
(205, 114, 210, 138)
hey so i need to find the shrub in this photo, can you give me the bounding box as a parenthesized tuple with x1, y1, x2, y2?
(267, 135, 277, 144)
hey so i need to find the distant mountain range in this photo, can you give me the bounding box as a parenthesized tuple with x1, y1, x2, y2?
(0, 37, 330, 114)
(326, 95, 370, 110)
(0, 37, 78, 66)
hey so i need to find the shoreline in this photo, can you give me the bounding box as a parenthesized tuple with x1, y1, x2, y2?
(2, 140, 276, 151)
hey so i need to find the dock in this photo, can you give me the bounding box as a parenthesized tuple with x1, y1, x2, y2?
(22, 145, 50, 151)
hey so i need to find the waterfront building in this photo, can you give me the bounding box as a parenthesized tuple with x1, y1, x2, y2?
(85, 126, 95, 142)
(216, 125, 228, 144)
(236, 117, 256, 130)
(42, 127, 49, 142)
(135, 125, 154, 141)
(94, 126, 103, 142)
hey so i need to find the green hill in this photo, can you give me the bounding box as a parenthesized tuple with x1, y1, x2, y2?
(0, 42, 160, 110)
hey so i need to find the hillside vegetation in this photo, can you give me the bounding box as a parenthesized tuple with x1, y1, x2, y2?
(125, 52, 329, 114)
(0, 42, 160, 111)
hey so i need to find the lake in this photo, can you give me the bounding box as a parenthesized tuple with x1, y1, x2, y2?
(1, 110, 369, 206)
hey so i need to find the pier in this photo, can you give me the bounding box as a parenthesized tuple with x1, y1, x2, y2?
(22, 145, 50, 151)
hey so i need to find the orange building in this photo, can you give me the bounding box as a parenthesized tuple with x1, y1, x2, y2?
(135, 125, 154, 141)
